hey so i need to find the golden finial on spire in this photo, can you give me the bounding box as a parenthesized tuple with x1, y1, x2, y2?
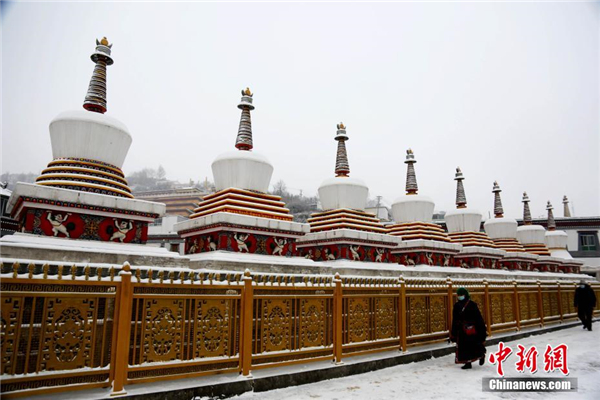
(407, 148, 413, 155)
(100, 37, 109, 46)
(337, 122, 345, 130)
(242, 87, 253, 96)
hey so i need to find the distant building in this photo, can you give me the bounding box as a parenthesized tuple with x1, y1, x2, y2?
(0, 184, 18, 237)
(516, 217, 600, 276)
(146, 215, 188, 254)
(432, 211, 446, 221)
(365, 206, 391, 222)
(134, 187, 206, 217)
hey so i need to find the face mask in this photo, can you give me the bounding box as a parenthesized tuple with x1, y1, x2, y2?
(458, 295, 465, 301)
(580, 285, 585, 288)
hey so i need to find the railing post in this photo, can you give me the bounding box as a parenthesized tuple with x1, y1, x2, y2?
(537, 280, 544, 327)
(111, 262, 133, 396)
(513, 280, 521, 331)
(556, 280, 563, 323)
(483, 279, 492, 337)
(399, 276, 408, 352)
(240, 269, 254, 376)
(333, 272, 343, 363)
(446, 277, 453, 338)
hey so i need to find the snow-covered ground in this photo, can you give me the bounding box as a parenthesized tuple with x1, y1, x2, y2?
(233, 325, 600, 400)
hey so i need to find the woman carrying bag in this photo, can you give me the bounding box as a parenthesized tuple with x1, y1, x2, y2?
(450, 287, 488, 369)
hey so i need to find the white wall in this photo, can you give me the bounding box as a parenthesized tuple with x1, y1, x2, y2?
(149, 215, 187, 235)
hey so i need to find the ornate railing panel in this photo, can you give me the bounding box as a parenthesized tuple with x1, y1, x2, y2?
(0, 263, 119, 396)
(124, 270, 243, 383)
(250, 275, 334, 368)
(341, 277, 399, 355)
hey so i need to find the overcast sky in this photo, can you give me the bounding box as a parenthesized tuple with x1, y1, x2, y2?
(2, 1, 599, 219)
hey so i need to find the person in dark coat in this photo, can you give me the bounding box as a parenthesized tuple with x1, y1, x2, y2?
(450, 287, 488, 369)
(574, 280, 597, 331)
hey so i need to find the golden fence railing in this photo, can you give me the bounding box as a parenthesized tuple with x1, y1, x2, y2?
(249, 273, 335, 369)
(341, 277, 400, 356)
(1, 260, 599, 398)
(0, 262, 121, 397)
(404, 278, 453, 346)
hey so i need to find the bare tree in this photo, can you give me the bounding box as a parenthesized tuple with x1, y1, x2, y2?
(272, 179, 288, 197)
(157, 165, 166, 180)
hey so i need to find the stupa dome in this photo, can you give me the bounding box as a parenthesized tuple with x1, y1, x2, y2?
(517, 224, 547, 244)
(319, 176, 368, 211)
(445, 207, 483, 233)
(318, 123, 369, 211)
(444, 167, 483, 232)
(483, 181, 518, 239)
(516, 193, 549, 247)
(391, 195, 435, 223)
(546, 230, 569, 253)
(543, 200, 572, 259)
(35, 38, 134, 199)
(210, 88, 274, 193)
(391, 149, 434, 222)
(50, 110, 132, 169)
(485, 217, 518, 239)
(212, 150, 273, 192)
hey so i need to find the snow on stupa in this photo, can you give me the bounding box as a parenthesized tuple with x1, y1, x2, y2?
(515, 194, 569, 272)
(174, 89, 308, 258)
(387, 149, 461, 266)
(5, 38, 165, 245)
(544, 200, 583, 272)
(545, 201, 569, 257)
(544, 202, 569, 257)
(444, 168, 505, 268)
(37, 37, 134, 198)
(483, 182, 538, 270)
(484, 182, 525, 251)
(516, 192, 551, 256)
(296, 123, 401, 262)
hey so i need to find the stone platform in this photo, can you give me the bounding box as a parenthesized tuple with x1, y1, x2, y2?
(187, 251, 587, 281)
(0, 233, 187, 268)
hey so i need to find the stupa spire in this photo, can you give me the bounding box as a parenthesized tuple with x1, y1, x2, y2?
(522, 192, 532, 225)
(563, 195, 572, 217)
(334, 123, 350, 177)
(235, 88, 255, 151)
(547, 201, 556, 231)
(492, 181, 504, 218)
(83, 37, 114, 114)
(405, 148, 418, 195)
(454, 167, 467, 209)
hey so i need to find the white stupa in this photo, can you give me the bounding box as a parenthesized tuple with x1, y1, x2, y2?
(483, 182, 537, 269)
(1, 37, 175, 265)
(444, 168, 505, 268)
(390, 150, 441, 233)
(387, 149, 460, 266)
(211, 88, 274, 193)
(174, 89, 308, 258)
(544, 201, 571, 259)
(484, 182, 525, 251)
(5, 38, 165, 237)
(545, 197, 584, 273)
(317, 123, 369, 212)
(516, 192, 551, 255)
(296, 123, 401, 262)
